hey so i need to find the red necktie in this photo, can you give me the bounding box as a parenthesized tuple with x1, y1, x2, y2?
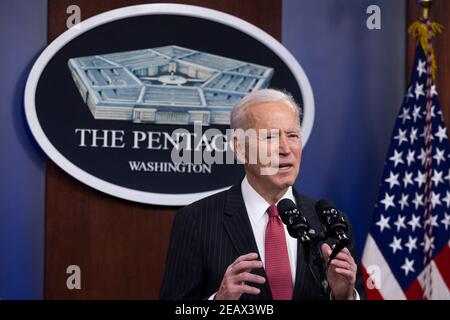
(265, 204, 293, 300)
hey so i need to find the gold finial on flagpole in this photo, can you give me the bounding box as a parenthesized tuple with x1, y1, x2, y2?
(418, 0, 433, 20)
(410, 0, 443, 80)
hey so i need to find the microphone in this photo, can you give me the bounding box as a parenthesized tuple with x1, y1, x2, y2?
(315, 199, 349, 262)
(277, 199, 312, 245)
(278, 199, 329, 296)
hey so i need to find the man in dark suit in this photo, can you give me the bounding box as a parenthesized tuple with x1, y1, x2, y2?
(160, 89, 365, 300)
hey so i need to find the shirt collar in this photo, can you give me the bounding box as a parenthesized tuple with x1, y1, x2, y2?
(241, 176, 296, 226)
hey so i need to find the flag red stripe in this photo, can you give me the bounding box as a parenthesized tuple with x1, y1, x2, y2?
(405, 278, 424, 300)
(434, 244, 450, 289)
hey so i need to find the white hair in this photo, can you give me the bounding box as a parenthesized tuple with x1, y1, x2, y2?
(230, 88, 301, 129)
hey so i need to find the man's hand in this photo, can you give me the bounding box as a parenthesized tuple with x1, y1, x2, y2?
(321, 243, 357, 300)
(215, 252, 266, 300)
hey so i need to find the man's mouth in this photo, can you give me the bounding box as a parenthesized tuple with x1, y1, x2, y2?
(278, 163, 294, 171)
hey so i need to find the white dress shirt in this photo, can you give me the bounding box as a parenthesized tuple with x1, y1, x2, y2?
(241, 176, 297, 284)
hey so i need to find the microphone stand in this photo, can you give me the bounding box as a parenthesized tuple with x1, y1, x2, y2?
(278, 201, 330, 298)
(286, 222, 329, 298)
(308, 234, 329, 298)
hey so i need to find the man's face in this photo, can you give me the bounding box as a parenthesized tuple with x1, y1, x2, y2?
(236, 101, 302, 191)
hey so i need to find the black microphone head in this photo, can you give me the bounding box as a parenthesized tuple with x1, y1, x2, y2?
(277, 198, 311, 244)
(315, 198, 349, 245)
(315, 199, 337, 216)
(277, 198, 297, 214)
(276, 199, 297, 225)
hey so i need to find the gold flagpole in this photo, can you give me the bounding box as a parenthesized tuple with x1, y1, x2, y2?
(418, 0, 433, 21)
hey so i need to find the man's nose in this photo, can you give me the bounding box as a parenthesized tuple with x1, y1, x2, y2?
(278, 134, 291, 155)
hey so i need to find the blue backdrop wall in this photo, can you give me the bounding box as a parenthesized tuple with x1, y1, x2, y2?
(283, 0, 406, 255)
(0, 0, 406, 299)
(0, 0, 47, 299)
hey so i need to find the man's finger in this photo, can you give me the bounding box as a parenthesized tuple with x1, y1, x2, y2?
(232, 253, 259, 266)
(334, 268, 356, 280)
(321, 243, 332, 259)
(332, 251, 355, 264)
(239, 284, 261, 295)
(330, 259, 351, 270)
(340, 247, 352, 257)
(235, 272, 266, 285)
(232, 260, 264, 273)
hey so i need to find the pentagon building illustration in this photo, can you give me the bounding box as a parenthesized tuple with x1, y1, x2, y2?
(68, 45, 274, 126)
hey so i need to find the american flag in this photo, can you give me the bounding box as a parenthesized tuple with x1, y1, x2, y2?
(362, 32, 450, 299)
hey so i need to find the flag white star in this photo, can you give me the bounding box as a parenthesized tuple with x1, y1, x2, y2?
(385, 171, 400, 189)
(424, 214, 439, 230)
(409, 127, 418, 144)
(405, 236, 418, 253)
(430, 191, 442, 209)
(416, 59, 426, 77)
(442, 191, 450, 208)
(414, 171, 426, 188)
(376, 214, 391, 233)
(435, 125, 448, 143)
(398, 107, 411, 124)
(394, 215, 407, 232)
(415, 83, 425, 100)
(380, 192, 395, 211)
(421, 234, 435, 252)
(389, 150, 404, 167)
(431, 85, 438, 96)
(412, 106, 422, 123)
(412, 192, 424, 209)
(408, 214, 421, 232)
(417, 148, 427, 165)
(394, 129, 408, 146)
(403, 171, 414, 188)
(445, 169, 450, 184)
(401, 257, 415, 276)
(431, 105, 437, 117)
(389, 236, 403, 254)
(441, 213, 450, 230)
(433, 148, 445, 166)
(431, 170, 444, 187)
(406, 85, 414, 99)
(398, 193, 409, 210)
(406, 149, 415, 166)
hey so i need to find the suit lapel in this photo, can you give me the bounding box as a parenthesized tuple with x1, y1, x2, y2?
(223, 184, 272, 300)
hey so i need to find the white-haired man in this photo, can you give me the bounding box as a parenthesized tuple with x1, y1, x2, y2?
(160, 89, 365, 300)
